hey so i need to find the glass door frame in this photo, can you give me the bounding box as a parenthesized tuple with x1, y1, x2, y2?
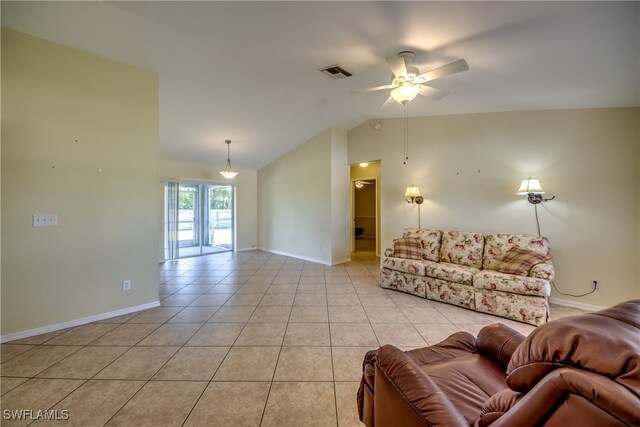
(163, 179, 236, 260)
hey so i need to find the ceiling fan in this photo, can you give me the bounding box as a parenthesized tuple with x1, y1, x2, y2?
(351, 51, 469, 107)
(354, 180, 374, 189)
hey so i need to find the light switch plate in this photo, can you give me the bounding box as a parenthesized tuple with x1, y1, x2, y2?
(33, 214, 58, 227)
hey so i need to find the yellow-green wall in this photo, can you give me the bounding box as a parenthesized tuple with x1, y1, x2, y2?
(1, 29, 160, 336)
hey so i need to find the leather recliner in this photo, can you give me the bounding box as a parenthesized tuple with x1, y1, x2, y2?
(357, 300, 640, 426)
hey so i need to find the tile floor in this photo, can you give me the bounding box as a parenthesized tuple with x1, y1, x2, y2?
(0, 250, 589, 426)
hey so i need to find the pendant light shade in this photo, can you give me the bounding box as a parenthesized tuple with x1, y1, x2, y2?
(219, 140, 238, 179)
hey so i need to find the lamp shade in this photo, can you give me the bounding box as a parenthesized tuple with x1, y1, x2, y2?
(517, 178, 545, 195)
(391, 83, 420, 104)
(404, 186, 421, 198)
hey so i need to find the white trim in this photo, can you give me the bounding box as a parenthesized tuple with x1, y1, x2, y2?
(259, 248, 331, 266)
(1, 301, 160, 343)
(331, 257, 352, 266)
(549, 297, 606, 312)
(236, 247, 258, 252)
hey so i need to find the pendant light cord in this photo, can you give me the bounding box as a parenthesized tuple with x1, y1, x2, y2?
(226, 140, 232, 171)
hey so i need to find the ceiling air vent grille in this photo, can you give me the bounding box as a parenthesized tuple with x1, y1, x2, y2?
(318, 64, 353, 79)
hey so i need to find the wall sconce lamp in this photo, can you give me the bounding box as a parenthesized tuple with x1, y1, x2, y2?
(405, 185, 424, 228)
(517, 178, 555, 204)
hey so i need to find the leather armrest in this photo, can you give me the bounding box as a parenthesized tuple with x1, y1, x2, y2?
(476, 324, 525, 371)
(375, 345, 468, 427)
(362, 349, 378, 389)
(491, 368, 640, 427)
(406, 331, 477, 366)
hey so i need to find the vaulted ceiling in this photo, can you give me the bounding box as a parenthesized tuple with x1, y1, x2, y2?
(3, 1, 638, 169)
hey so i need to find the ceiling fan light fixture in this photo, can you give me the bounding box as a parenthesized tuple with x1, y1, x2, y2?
(219, 139, 238, 180)
(391, 83, 420, 104)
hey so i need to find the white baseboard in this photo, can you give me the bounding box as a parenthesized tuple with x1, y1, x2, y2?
(258, 247, 332, 266)
(549, 297, 606, 312)
(1, 301, 160, 344)
(236, 247, 258, 252)
(331, 257, 352, 266)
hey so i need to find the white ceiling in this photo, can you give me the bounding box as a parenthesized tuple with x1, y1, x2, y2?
(3, 1, 639, 169)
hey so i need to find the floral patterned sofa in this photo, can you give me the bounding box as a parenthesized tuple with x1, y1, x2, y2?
(381, 229, 555, 325)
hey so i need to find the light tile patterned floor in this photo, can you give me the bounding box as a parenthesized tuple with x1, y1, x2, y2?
(0, 250, 589, 426)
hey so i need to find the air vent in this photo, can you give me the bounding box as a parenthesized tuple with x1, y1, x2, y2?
(318, 64, 353, 79)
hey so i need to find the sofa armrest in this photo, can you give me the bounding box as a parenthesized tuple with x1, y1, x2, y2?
(384, 247, 395, 257)
(375, 345, 468, 427)
(491, 368, 640, 427)
(476, 324, 526, 371)
(529, 261, 554, 280)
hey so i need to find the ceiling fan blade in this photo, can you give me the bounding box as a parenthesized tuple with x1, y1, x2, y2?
(350, 84, 396, 94)
(417, 85, 449, 100)
(386, 56, 408, 78)
(380, 95, 396, 109)
(415, 59, 469, 83)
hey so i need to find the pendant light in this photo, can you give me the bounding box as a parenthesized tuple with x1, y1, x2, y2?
(219, 139, 238, 179)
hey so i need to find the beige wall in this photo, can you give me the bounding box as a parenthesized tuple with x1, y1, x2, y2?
(158, 158, 258, 254)
(348, 108, 640, 308)
(330, 128, 351, 264)
(1, 29, 159, 335)
(258, 127, 350, 264)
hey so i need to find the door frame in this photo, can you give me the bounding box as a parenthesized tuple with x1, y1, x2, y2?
(162, 179, 237, 260)
(350, 176, 378, 255)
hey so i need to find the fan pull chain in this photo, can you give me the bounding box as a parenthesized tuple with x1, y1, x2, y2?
(403, 102, 409, 164)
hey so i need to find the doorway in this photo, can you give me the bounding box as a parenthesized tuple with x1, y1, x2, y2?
(350, 161, 380, 257)
(164, 181, 234, 259)
(353, 179, 377, 252)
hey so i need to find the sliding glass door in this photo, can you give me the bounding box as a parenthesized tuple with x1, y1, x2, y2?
(164, 181, 234, 259)
(202, 185, 233, 254)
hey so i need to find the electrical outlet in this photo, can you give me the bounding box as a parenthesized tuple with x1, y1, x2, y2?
(591, 278, 599, 290)
(122, 280, 131, 291)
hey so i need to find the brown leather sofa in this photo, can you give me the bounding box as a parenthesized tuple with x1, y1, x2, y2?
(357, 300, 640, 426)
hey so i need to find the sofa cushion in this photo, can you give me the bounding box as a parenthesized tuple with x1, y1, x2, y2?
(483, 234, 550, 271)
(474, 289, 549, 326)
(403, 228, 442, 262)
(425, 262, 479, 286)
(393, 237, 423, 260)
(495, 247, 552, 276)
(426, 277, 475, 310)
(380, 268, 427, 298)
(381, 257, 427, 276)
(473, 270, 550, 297)
(439, 231, 485, 268)
(420, 353, 509, 423)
